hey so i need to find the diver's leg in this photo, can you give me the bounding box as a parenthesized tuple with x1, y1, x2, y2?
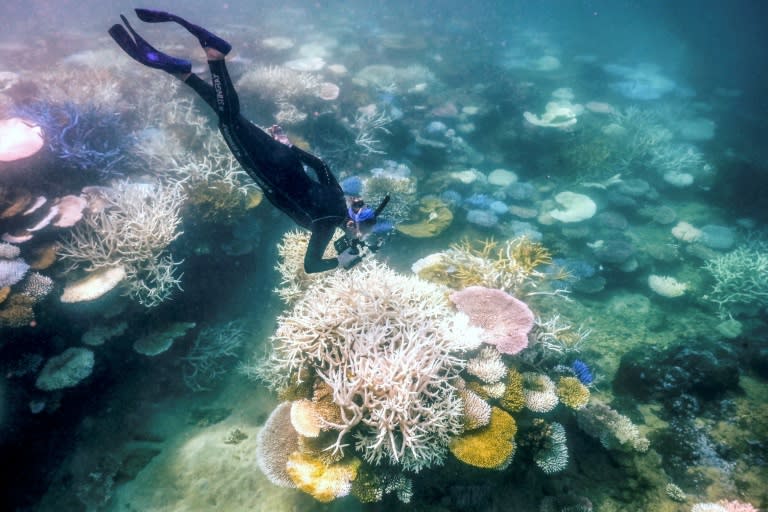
(182, 74, 219, 111)
(108, 15, 191, 74)
(205, 51, 241, 124)
(135, 8, 231, 55)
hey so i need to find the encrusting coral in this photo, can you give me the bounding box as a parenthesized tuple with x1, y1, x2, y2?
(285, 452, 360, 503)
(449, 406, 517, 469)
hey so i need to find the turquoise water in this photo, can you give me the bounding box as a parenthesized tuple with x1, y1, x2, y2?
(0, 1, 766, 511)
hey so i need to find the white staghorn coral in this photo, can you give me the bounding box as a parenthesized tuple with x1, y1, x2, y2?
(236, 65, 321, 102)
(253, 260, 468, 472)
(58, 181, 185, 307)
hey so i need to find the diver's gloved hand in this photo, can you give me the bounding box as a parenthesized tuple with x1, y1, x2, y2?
(337, 247, 362, 270)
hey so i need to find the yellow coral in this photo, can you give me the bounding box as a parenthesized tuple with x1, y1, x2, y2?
(396, 197, 453, 238)
(447, 237, 552, 294)
(0, 286, 9, 305)
(449, 407, 517, 469)
(500, 368, 526, 413)
(286, 452, 360, 502)
(556, 376, 590, 409)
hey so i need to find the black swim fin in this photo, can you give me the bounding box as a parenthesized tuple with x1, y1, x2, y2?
(135, 8, 232, 55)
(108, 15, 191, 74)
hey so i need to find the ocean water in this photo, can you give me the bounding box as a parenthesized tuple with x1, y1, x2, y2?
(0, 1, 766, 511)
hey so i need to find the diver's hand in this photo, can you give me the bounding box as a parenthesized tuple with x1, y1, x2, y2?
(337, 247, 362, 269)
(267, 124, 291, 146)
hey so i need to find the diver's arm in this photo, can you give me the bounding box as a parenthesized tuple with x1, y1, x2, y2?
(291, 146, 339, 187)
(303, 220, 340, 274)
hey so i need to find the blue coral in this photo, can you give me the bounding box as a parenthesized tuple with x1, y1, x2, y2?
(571, 360, 594, 385)
(13, 102, 127, 177)
(464, 193, 493, 209)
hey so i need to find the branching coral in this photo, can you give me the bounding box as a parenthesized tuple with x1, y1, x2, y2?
(13, 101, 127, 176)
(58, 181, 185, 307)
(703, 243, 768, 316)
(237, 65, 321, 102)
(251, 261, 471, 472)
(576, 401, 650, 453)
(412, 237, 554, 296)
(273, 229, 341, 304)
(531, 314, 591, 354)
(182, 321, 248, 392)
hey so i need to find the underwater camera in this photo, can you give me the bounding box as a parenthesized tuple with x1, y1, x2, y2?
(333, 235, 384, 256)
(334, 234, 362, 255)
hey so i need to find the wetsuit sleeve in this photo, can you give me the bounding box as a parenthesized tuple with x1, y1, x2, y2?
(304, 220, 340, 274)
(290, 146, 340, 188)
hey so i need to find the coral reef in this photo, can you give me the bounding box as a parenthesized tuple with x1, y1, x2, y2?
(531, 421, 569, 474)
(576, 401, 650, 452)
(555, 376, 591, 410)
(251, 261, 471, 473)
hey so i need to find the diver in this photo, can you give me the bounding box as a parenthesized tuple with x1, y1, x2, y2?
(108, 9, 388, 273)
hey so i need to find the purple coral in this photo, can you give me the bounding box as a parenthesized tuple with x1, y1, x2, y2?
(449, 286, 534, 355)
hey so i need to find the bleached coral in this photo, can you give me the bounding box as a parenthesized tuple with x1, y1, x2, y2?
(252, 261, 467, 472)
(576, 401, 649, 453)
(466, 346, 508, 384)
(237, 65, 321, 102)
(459, 387, 492, 430)
(58, 181, 185, 307)
(533, 422, 569, 474)
(273, 229, 341, 304)
(522, 373, 559, 413)
(648, 274, 688, 298)
(703, 243, 768, 315)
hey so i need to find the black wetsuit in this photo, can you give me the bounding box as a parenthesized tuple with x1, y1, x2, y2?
(184, 59, 347, 273)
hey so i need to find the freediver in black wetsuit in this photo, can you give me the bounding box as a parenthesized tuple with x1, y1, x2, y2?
(108, 9, 387, 273)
